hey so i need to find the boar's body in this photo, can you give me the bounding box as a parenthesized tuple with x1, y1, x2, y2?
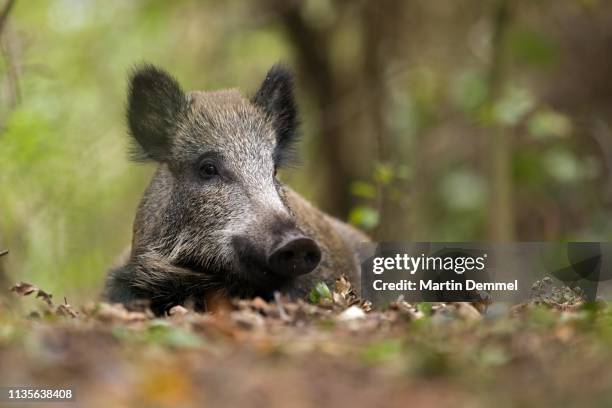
(104, 65, 368, 314)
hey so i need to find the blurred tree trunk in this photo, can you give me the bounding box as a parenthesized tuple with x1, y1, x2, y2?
(0, 0, 16, 294)
(0, 0, 14, 37)
(361, 0, 408, 240)
(274, 2, 353, 218)
(268, 0, 407, 228)
(0, 251, 8, 294)
(487, 0, 514, 241)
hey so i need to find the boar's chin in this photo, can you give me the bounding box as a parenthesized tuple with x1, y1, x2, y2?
(175, 256, 291, 300)
(226, 264, 294, 300)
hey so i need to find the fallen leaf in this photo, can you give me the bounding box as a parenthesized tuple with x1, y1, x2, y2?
(231, 310, 265, 330)
(168, 305, 189, 317)
(36, 289, 54, 307)
(332, 291, 348, 308)
(332, 275, 354, 308)
(56, 303, 78, 318)
(205, 290, 233, 314)
(10, 281, 38, 296)
(250, 296, 269, 312)
(96, 302, 149, 322)
(391, 301, 424, 320)
(453, 302, 482, 321)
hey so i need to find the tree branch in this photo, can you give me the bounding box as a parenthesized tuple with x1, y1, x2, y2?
(0, 0, 16, 39)
(2, 35, 21, 108)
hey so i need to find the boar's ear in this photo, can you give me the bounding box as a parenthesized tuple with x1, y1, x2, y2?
(127, 64, 186, 162)
(251, 64, 299, 165)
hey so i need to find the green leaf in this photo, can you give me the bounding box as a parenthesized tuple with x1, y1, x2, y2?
(145, 321, 204, 348)
(374, 163, 394, 185)
(439, 170, 486, 211)
(528, 109, 572, 139)
(350, 181, 377, 199)
(509, 27, 558, 68)
(544, 148, 580, 183)
(360, 339, 403, 364)
(396, 165, 412, 181)
(493, 86, 535, 126)
(348, 206, 380, 230)
(477, 346, 510, 367)
(416, 303, 433, 316)
(451, 70, 488, 113)
(309, 282, 332, 304)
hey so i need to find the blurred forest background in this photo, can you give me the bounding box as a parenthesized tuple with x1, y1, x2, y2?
(1, 0, 612, 300)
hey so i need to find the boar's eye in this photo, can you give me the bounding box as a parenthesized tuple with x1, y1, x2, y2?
(199, 161, 219, 179)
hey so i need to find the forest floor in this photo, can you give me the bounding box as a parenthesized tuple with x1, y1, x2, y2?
(2, 278, 612, 408)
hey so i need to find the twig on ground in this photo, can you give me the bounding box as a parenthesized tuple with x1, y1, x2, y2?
(274, 291, 290, 321)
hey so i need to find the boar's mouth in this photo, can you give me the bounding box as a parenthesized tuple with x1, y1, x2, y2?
(174, 254, 292, 300)
(229, 262, 295, 300)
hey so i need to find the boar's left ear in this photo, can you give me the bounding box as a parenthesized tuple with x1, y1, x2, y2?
(251, 64, 299, 165)
(127, 64, 186, 162)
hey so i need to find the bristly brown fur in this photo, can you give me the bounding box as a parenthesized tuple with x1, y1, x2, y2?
(104, 63, 369, 315)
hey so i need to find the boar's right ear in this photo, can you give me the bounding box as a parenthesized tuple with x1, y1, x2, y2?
(251, 64, 299, 166)
(127, 64, 186, 162)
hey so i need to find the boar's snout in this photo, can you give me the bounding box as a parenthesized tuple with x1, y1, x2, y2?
(268, 235, 321, 278)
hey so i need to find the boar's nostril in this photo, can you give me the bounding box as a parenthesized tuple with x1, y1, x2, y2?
(268, 237, 321, 277)
(304, 250, 319, 265)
